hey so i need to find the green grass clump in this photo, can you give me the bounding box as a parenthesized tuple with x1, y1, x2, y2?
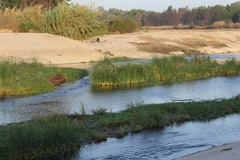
(0, 59, 88, 96)
(1, 96, 240, 159)
(91, 56, 240, 86)
(0, 115, 90, 160)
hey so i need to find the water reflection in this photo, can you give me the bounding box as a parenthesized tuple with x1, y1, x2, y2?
(76, 114, 240, 160)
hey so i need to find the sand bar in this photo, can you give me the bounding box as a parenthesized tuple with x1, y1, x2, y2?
(176, 142, 240, 160)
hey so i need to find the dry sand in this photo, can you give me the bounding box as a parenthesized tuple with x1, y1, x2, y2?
(1, 29, 240, 69)
(1, 29, 240, 158)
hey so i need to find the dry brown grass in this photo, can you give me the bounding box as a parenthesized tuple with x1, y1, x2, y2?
(0, 8, 21, 31)
(131, 36, 227, 55)
(213, 21, 240, 29)
(178, 38, 228, 48)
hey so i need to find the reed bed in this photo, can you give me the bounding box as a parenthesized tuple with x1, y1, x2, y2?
(0, 59, 88, 96)
(91, 56, 240, 86)
(0, 96, 240, 159)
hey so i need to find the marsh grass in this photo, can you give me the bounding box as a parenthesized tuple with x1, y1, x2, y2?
(1, 96, 240, 158)
(0, 59, 88, 96)
(91, 56, 240, 86)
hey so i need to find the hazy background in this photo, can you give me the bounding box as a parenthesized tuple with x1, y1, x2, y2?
(71, 0, 239, 11)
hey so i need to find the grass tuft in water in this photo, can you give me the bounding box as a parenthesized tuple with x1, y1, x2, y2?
(91, 56, 240, 86)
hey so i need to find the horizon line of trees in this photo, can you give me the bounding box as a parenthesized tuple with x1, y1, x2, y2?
(99, 1, 240, 27)
(0, 1, 240, 40)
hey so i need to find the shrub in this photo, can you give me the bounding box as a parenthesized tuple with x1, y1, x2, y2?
(42, 3, 108, 40)
(19, 22, 41, 32)
(108, 17, 139, 33)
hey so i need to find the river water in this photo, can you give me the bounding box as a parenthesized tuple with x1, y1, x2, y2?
(1, 76, 240, 125)
(75, 114, 240, 160)
(1, 54, 240, 159)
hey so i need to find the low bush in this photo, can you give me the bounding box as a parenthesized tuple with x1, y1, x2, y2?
(108, 17, 139, 33)
(42, 3, 108, 40)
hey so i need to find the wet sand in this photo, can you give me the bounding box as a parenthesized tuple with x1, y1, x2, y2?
(176, 142, 240, 160)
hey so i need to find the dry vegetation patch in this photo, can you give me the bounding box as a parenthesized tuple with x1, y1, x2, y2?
(131, 36, 228, 54)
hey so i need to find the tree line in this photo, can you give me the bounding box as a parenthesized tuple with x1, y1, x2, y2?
(1, 0, 240, 39)
(100, 1, 240, 27)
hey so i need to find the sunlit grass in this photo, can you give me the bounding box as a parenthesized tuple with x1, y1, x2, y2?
(91, 56, 240, 86)
(0, 59, 88, 96)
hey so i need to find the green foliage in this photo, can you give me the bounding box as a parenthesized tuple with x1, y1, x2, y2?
(0, 115, 88, 159)
(0, 0, 21, 10)
(19, 22, 41, 32)
(91, 56, 240, 86)
(42, 3, 108, 40)
(0, 59, 88, 96)
(108, 17, 139, 33)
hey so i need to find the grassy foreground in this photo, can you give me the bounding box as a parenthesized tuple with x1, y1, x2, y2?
(0, 96, 240, 159)
(91, 56, 240, 86)
(0, 60, 88, 96)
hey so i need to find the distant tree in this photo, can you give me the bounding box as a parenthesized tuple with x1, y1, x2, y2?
(161, 6, 179, 25)
(143, 11, 161, 26)
(126, 9, 147, 26)
(181, 10, 193, 25)
(232, 12, 240, 23)
(210, 5, 229, 24)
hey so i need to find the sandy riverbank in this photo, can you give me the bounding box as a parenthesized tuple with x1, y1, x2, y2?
(1, 29, 240, 69)
(176, 141, 240, 160)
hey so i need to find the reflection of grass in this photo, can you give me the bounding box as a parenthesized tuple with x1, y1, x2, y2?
(91, 56, 240, 86)
(1, 96, 240, 159)
(131, 36, 227, 54)
(0, 59, 88, 96)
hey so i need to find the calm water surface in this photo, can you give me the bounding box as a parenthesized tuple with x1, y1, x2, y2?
(0, 76, 240, 124)
(75, 114, 240, 160)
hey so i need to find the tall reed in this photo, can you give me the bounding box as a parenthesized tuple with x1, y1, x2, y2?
(91, 56, 240, 86)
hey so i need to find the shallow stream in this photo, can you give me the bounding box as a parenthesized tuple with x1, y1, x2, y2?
(0, 53, 240, 159)
(1, 75, 240, 125)
(75, 114, 240, 160)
